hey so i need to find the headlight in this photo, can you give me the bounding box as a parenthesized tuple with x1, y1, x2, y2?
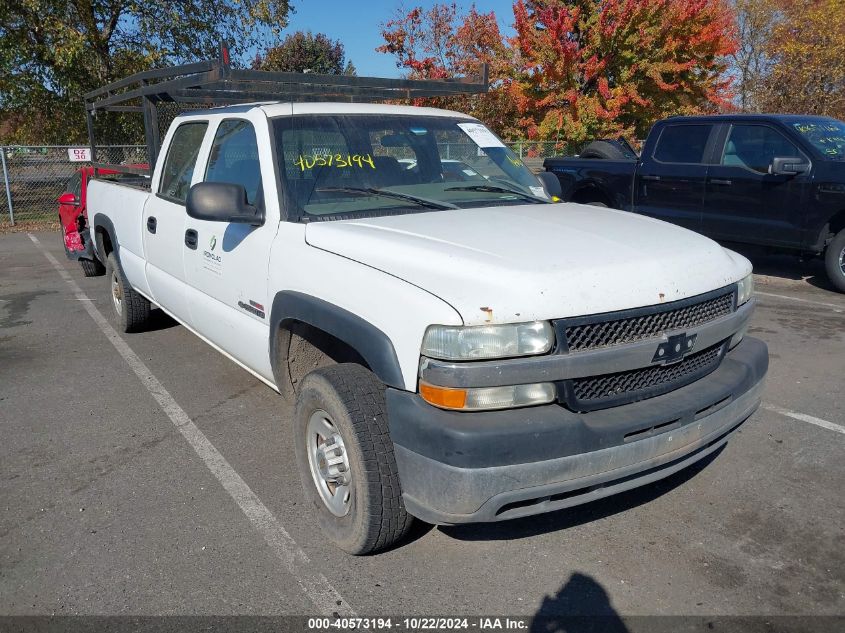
(421, 321, 554, 361)
(419, 381, 556, 411)
(731, 274, 755, 348)
(737, 274, 754, 306)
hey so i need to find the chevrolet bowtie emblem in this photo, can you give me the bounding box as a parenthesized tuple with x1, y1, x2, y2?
(653, 332, 697, 364)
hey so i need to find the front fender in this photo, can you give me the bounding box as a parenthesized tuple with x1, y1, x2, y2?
(268, 224, 463, 391)
(269, 291, 404, 389)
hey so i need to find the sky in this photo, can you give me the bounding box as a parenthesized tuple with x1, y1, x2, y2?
(279, 0, 517, 77)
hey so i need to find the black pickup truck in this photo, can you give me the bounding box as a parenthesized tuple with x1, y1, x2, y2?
(544, 114, 845, 291)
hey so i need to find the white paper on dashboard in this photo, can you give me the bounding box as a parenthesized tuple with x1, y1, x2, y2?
(457, 122, 505, 148)
(529, 186, 549, 199)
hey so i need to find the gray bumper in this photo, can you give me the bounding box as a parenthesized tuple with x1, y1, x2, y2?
(390, 337, 767, 525)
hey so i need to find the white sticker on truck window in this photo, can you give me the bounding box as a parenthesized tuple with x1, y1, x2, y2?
(457, 122, 505, 148)
(529, 186, 548, 199)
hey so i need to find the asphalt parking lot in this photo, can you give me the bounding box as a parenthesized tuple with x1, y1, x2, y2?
(1, 231, 843, 626)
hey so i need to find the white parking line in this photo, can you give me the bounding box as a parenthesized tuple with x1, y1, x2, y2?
(755, 291, 845, 312)
(28, 234, 356, 617)
(763, 404, 845, 436)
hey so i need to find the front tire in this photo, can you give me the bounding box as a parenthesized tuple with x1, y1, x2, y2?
(293, 363, 412, 555)
(824, 229, 845, 293)
(106, 252, 150, 332)
(80, 258, 106, 277)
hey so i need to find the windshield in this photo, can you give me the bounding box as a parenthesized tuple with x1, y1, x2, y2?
(791, 118, 845, 160)
(273, 114, 550, 220)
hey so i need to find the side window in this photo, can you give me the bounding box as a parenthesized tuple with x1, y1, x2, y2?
(205, 120, 262, 206)
(157, 122, 208, 203)
(653, 125, 713, 164)
(721, 124, 802, 174)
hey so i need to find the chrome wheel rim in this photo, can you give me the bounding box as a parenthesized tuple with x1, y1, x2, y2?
(110, 270, 123, 315)
(839, 246, 845, 275)
(306, 410, 352, 517)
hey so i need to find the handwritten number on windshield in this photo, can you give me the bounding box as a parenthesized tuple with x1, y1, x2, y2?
(295, 153, 376, 171)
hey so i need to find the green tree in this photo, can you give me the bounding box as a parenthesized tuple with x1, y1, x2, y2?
(253, 31, 355, 75)
(0, 1, 293, 144)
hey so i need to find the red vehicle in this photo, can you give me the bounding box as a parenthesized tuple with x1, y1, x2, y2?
(57, 165, 147, 276)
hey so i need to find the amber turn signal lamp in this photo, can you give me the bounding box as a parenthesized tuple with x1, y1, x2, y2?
(419, 382, 468, 410)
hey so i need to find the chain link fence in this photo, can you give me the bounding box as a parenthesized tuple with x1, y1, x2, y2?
(0, 140, 572, 226)
(0, 145, 147, 225)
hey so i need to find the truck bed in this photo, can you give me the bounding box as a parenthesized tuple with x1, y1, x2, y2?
(543, 156, 636, 209)
(87, 177, 151, 297)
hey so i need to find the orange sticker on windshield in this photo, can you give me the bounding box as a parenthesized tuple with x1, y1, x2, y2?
(294, 153, 376, 171)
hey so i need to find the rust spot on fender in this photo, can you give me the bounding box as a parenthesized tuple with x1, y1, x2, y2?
(480, 306, 493, 322)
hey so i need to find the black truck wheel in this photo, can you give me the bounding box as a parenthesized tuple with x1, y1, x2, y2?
(824, 229, 845, 293)
(106, 252, 151, 332)
(80, 258, 106, 277)
(579, 140, 631, 160)
(293, 363, 412, 555)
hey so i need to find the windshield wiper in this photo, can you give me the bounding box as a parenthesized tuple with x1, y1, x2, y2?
(444, 183, 547, 203)
(316, 187, 458, 210)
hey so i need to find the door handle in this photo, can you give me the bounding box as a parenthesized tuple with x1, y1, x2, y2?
(185, 229, 198, 250)
(146, 216, 157, 234)
(709, 178, 732, 186)
(641, 174, 661, 181)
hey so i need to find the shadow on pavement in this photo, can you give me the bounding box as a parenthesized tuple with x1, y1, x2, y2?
(530, 572, 629, 632)
(721, 242, 835, 292)
(439, 446, 723, 544)
(144, 307, 179, 332)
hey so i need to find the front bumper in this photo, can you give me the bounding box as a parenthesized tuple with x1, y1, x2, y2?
(387, 336, 768, 525)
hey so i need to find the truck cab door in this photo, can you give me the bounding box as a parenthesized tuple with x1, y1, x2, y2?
(182, 115, 280, 383)
(633, 123, 719, 232)
(142, 121, 209, 325)
(701, 123, 810, 247)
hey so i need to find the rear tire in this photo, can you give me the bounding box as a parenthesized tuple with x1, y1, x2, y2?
(824, 229, 845, 293)
(579, 140, 630, 160)
(80, 258, 106, 277)
(106, 252, 150, 332)
(293, 363, 412, 555)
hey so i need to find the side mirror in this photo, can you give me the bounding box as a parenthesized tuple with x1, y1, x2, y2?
(771, 157, 810, 176)
(58, 192, 79, 206)
(186, 182, 264, 226)
(536, 171, 563, 200)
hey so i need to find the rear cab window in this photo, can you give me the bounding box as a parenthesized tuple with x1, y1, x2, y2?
(653, 124, 714, 164)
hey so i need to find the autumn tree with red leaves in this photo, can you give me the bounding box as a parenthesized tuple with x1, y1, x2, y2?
(379, 1, 738, 146)
(377, 3, 522, 138)
(512, 0, 738, 145)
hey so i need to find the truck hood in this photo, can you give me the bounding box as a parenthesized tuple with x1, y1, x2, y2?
(305, 204, 750, 325)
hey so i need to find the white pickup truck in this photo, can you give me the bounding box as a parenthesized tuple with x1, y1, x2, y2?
(84, 85, 767, 554)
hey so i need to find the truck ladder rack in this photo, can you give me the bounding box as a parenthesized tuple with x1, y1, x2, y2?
(84, 42, 489, 176)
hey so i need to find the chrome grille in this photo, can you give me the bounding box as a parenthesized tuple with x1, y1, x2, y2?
(564, 291, 734, 352)
(568, 343, 725, 410)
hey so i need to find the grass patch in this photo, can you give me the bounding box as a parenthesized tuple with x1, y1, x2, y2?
(0, 219, 60, 235)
